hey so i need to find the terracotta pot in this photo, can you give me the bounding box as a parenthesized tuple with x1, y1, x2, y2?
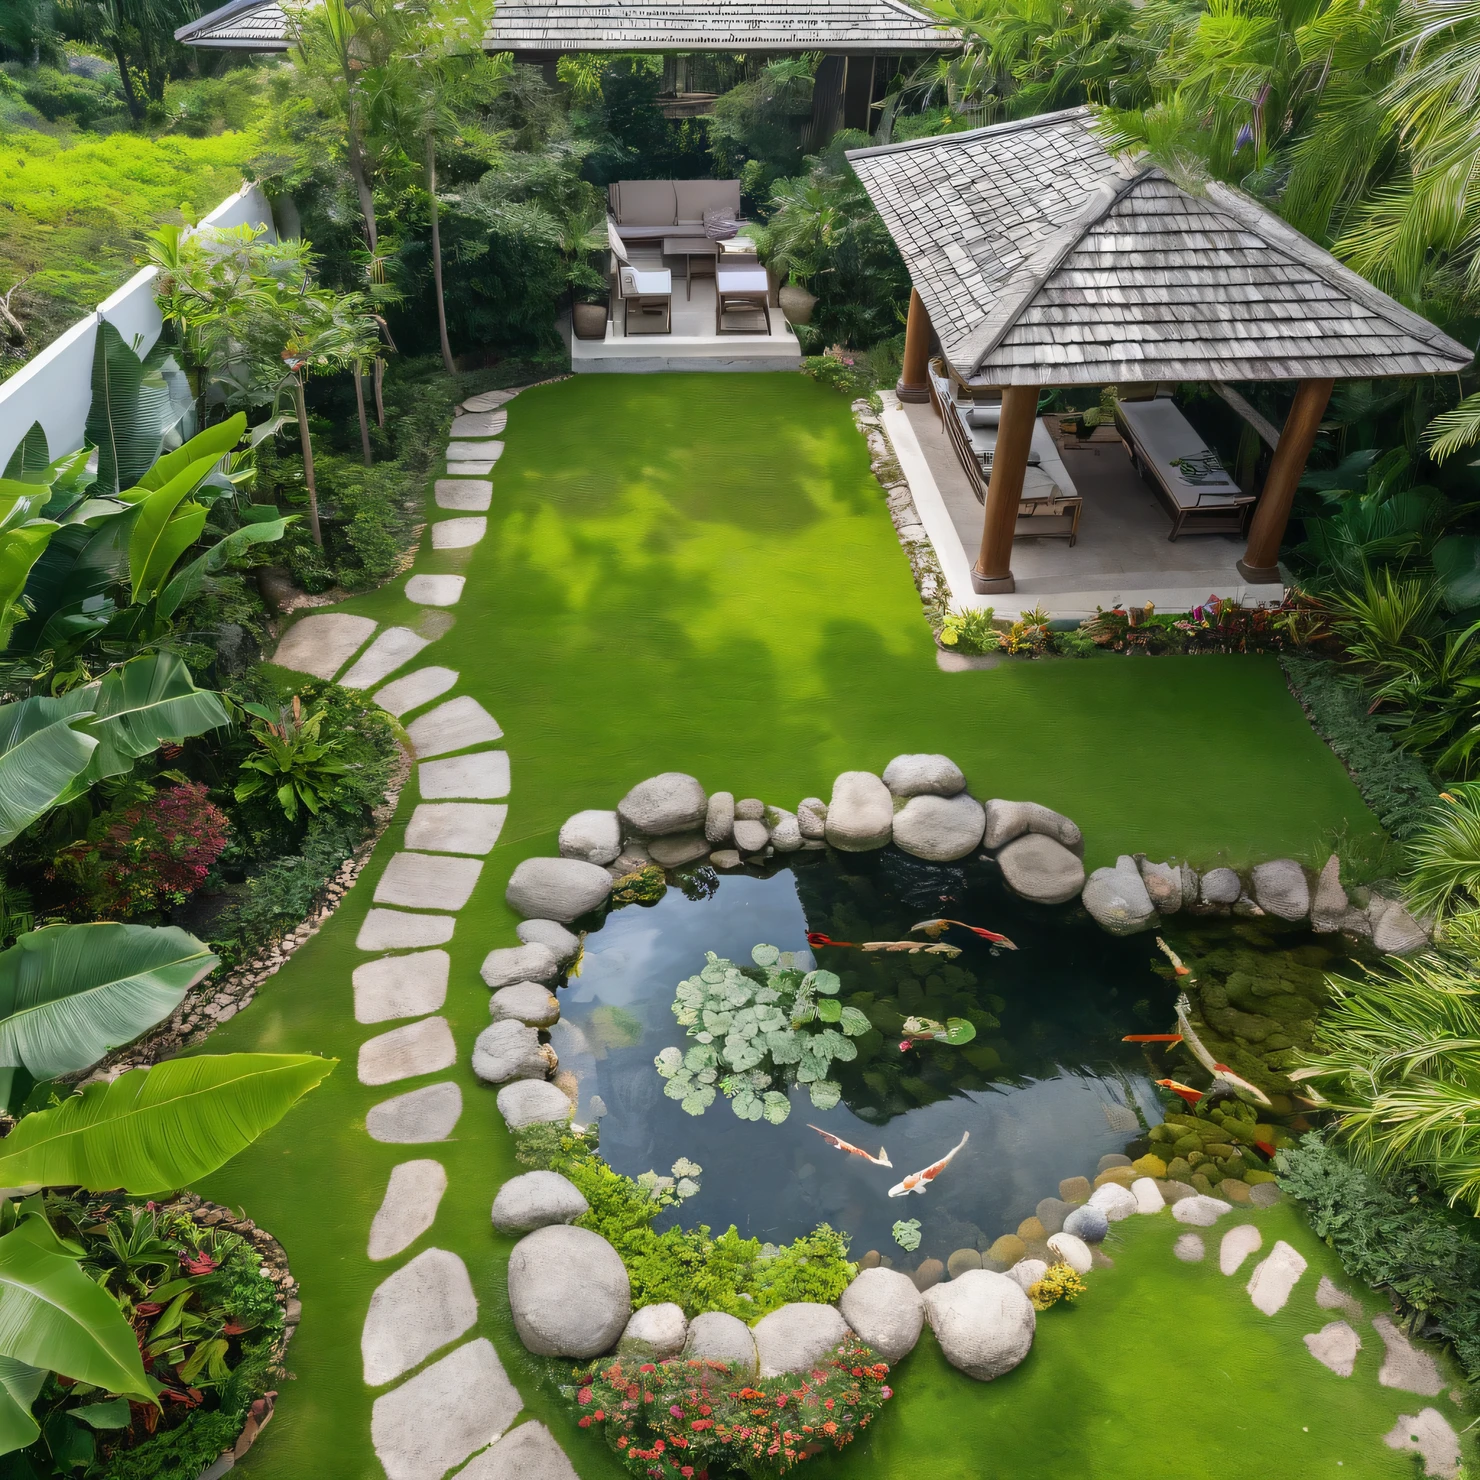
(779, 283, 818, 327)
(573, 301, 608, 340)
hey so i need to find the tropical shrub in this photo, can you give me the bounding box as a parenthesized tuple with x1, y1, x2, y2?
(799, 351, 873, 399)
(234, 696, 352, 824)
(937, 606, 998, 654)
(1404, 787, 1480, 921)
(571, 1341, 892, 1479)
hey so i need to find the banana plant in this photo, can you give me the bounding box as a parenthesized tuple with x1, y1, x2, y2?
(0, 483, 60, 653)
(83, 321, 192, 497)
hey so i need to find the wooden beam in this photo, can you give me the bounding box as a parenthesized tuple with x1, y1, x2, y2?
(971, 384, 1039, 594)
(1237, 377, 1333, 585)
(1212, 383, 1281, 451)
(896, 289, 932, 404)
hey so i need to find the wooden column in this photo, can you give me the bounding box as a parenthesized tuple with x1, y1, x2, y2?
(896, 289, 932, 404)
(1236, 377, 1334, 584)
(971, 384, 1040, 594)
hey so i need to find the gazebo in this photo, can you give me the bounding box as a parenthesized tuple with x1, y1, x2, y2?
(848, 108, 1473, 594)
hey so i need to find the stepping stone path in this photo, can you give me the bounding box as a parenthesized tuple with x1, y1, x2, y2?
(435, 479, 492, 511)
(1384, 1408, 1462, 1479)
(1218, 1224, 1262, 1275)
(353, 951, 450, 1023)
(447, 441, 503, 461)
(1173, 1232, 1205, 1262)
(1246, 1239, 1307, 1315)
(369, 1160, 449, 1259)
(433, 517, 488, 549)
(368, 1082, 463, 1144)
(358, 1017, 457, 1085)
(1374, 1314, 1445, 1395)
(448, 460, 496, 476)
(357, 909, 457, 950)
(341, 627, 433, 689)
(406, 802, 507, 855)
(407, 696, 503, 757)
(273, 612, 376, 679)
(456, 1421, 581, 1480)
(376, 666, 459, 716)
(405, 574, 465, 606)
(375, 853, 484, 911)
(1304, 1320, 1361, 1377)
(420, 751, 510, 799)
(362, 1247, 479, 1384)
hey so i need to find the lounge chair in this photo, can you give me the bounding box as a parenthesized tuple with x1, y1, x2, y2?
(1113, 394, 1253, 539)
(607, 221, 672, 336)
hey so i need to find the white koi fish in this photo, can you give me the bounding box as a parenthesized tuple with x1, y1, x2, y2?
(888, 1130, 969, 1197)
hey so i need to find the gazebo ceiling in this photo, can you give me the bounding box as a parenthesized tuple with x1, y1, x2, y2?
(848, 108, 1473, 386)
(177, 0, 958, 53)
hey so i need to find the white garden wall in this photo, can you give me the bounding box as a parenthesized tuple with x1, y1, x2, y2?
(0, 182, 276, 474)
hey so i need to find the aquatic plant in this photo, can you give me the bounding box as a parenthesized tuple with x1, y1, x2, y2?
(891, 1218, 921, 1252)
(612, 865, 667, 907)
(654, 945, 873, 1123)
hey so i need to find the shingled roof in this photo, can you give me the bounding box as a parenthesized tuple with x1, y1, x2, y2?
(848, 109, 1473, 385)
(178, 0, 956, 53)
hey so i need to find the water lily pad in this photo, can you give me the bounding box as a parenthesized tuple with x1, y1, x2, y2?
(681, 1084, 716, 1115)
(655, 1047, 684, 1077)
(762, 1091, 791, 1124)
(892, 1218, 922, 1252)
(816, 997, 842, 1023)
(839, 1005, 873, 1036)
(752, 944, 780, 967)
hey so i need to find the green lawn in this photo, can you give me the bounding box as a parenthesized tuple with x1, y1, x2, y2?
(199, 372, 1402, 1479)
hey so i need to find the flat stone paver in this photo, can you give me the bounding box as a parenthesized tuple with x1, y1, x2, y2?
(354, 950, 451, 1024)
(358, 1016, 457, 1086)
(432, 518, 487, 549)
(370, 1338, 522, 1480)
(368, 1082, 463, 1143)
(1317, 1274, 1366, 1323)
(435, 480, 492, 511)
(1246, 1240, 1307, 1315)
(1374, 1314, 1445, 1395)
(1173, 1233, 1204, 1262)
(1219, 1224, 1262, 1276)
(363, 1247, 478, 1384)
(340, 627, 433, 689)
(357, 910, 457, 951)
(369, 1160, 449, 1261)
(375, 852, 484, 911)
(453, 1422, 579, 1480)
(446, 441, 503, 461)
(461, 389, 515, 412)
(408, 697, 503, 758)
(1384, 1408, 1462, 1479)
(406, 803, 507, 855)
(450, 411, 506, 438)
(420, 752, 509, 800)
(273, 613, 376, 679)
(375, 666, 459, 717)
(406, 575, 466, 607)
(1304, 1320, 1361, 1377)
(448, 460, 495, 476)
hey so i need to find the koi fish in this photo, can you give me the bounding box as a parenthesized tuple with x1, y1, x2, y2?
(861, 940, 962, 958)
(888, 1131, 969, 1197)
(806, 932, 856, 948)
(911, 919, 1019, 950)
(1156, 1077, 1205, 1108)
(1156, 937, 1192, 977)
(1253, 1140, 1276, 1158)
(1175, 993, 1273, 1108)
(1122, 1034, 1185, 1045)
(807, 1124, 892, 1168)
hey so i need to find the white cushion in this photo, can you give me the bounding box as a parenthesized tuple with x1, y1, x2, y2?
(620, 267, 672, 296)
(967, 405, 1002, 428)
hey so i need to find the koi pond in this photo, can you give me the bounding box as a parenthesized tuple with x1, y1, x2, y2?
(554, 850, 1349, 1266)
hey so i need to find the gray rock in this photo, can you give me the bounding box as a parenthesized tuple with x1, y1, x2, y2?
(1098, 1153, 1132, 1171)
(375, 852, 483, 912)
(559, 810, 622, 866)
(1088, 1183, 1138, 1222)
(455, 1422, 579, 1480)
(1252, 859, 1310, 921)
(705, 792, 735, 845)
(752, 1302, 849, 1376)
(982, 799, 1083, 856)
(482, 943, 561, 989)
(516, 919, 581, 964)
(506, 858, 612, 922)
(733, 819, 771, 853)
(1139, 859, 1183, 913)
(882, 754, 967, 798)
(1132, 1177, 1165, 1214)
(405, 802, 507, 856)
(617, 773, 708, 837)
(1172, 1195, 1232, 1227)
(507, 1225, 630, 1358)
(1374, 900, 1428, 955)
(274, 612, 377, 680)
(489, 982, 560, 1028)
(1234, 891, 1266, 917)
(1200, 867, 1241, 906)
(838, 1268, 924, 1363)
(359, 1017, 457, 1086)
(912, 1258, 945, 1292)
(362, 1247, 477, 1385)
(710, 849, 742, 869)
(353, 950, 450, 1024)
(684, 1311, 757, 1374)
(1035, 1198, 1073, 1235)
(892, 793, 986, 862)
(1007, 1259, 1048, 1294)
(735, 798, 766, 821)
(1083, 855, 1159, 935)
(620, 1303, 688, 1360)
(367, 1082, 463, 1143)
(407, 696, 502, 758)
(648, 832, 710, 867)
(1311, 855, 1348, 932)
(1046, 1232, 1092, 1273)
(997, 833, 1085, 904)
(825, 772, 894, 851)
(472, 1021, 556, 1084)
(1063, 1205, 1108, 1243)
(922, 1271, 1035, 1381)
(496, 1079, 573, 1130)
(768, 808, 803, 852)
(491, 1171, 589, 1233)
(368, 1160, 448, 1261)
(1373, 1313, 1444, 1395)
(797, 799, 827, 839)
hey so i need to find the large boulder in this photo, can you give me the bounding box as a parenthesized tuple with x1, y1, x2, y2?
(507, 1225, 630, 1357)
(892, 793, 986, 862)
(1082, 856, 1159, 935)
(922, 1271, 1035, 1381)
(1139, 859, 1183, 913)
(752, 1303, 849, 1377)
(1088, 1182, 1138, 1222)
(684, 1311, 757, 1375)
(838, 1268, 923, 1363)
(983, 800, 1083, 856)
(882, 754, 966, 798)
(516, 919, 582, 964)
(1310, 856, 1348, 933)
(705, 792, 736, 845)
(1251, 860, 1310, 921)
(733, 819, 770, 853)
(825, 772, 894, 851)
(496, 1079, 574, 1130)
(506, 858, 612, 923)
(1200, 867, 1241, 907)
(491, 1171, 588, 1233)
(621, 1304, 688, 1360)
(489, 982, 560, 1028)
(558, 810, 622, 866)
(998, 834, 1085, 904)
(1006, 1259, 1047, 1294)
(472, 1021, 555, 1085)
(482, 943, 561, 989)
(768, 808, 803, 852)
(617, 773, 707, 837)
(1373, 899, 1428, 955)
(1046, 1232, 1092, 1274)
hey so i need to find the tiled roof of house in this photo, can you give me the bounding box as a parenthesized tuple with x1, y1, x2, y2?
(176, 0, 289, 50)
(849, 109, 1472, 384)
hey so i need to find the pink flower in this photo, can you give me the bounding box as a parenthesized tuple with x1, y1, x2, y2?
(670, 1405, 684, 1417)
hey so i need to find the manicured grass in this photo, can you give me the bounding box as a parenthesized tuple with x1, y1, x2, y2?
(198, 373, 1391, 1479)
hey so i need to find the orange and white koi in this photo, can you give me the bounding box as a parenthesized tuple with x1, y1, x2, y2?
(888, 1131, 969, 1197)
(1156, 937, 1192, 977)
(1122, 1034, 1184, 1046)
(807, 1124, 892, 1168)
(911, 919, 1019, 950)
(1175, 993, 1273, 1108)
(1155, 1077, 1205, 1108)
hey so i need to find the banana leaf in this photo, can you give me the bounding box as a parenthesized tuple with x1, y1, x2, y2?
(0, 1227, 153, 1404)
(0, 1052, 336, 1194)
(128, 414, 246, 498)
(0, 1356, 45, 1455)
(0, 692, 97, 847)
(156, 515, 294, 620)
(0, 520, 60, 651)
(0, 923, 218, 1093)
(1, 424, 49, 482)
(125, 453, 219, 603)
(1433, 535, 1480, 613)
(84, 323, 187, 496)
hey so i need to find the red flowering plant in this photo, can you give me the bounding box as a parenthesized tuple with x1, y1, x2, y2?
(571, 1337, 892, 1479)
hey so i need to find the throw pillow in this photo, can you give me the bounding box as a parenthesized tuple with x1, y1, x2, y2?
(704, 207, 739, 240)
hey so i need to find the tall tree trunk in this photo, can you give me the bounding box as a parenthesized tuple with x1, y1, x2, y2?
(354, 360, 373, 466)
(345, 108, 378, 253)
(109, 35, 145, 121)
(373, 358, 386, 428)
(426, 133, 456, 376)
(293, 377, 323, 547)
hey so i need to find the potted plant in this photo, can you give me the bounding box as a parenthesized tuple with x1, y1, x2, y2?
(573, 295, 609, 340)
(560, 205, 612, 341)
(779, 276, 818, 327)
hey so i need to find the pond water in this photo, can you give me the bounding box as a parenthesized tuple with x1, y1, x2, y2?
(557, 849, 1210, 1263)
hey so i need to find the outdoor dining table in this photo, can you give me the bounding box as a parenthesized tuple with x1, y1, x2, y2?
(715, 263, 772, 334)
